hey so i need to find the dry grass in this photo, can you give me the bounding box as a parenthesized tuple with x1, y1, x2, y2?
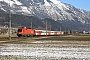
(0, 34, 90, 45)
(0, 34, 17, 37)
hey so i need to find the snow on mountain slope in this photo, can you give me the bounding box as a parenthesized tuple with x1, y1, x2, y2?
(0, 0, 89, 21)
(0, 0, 90, 31)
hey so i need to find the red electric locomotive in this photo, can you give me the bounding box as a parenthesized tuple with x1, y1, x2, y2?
(17, 27, 35, 37)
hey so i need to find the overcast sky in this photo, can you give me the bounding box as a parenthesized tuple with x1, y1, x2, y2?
(60, 0, 90, 11)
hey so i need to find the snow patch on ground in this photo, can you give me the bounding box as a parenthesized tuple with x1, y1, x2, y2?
(0, 44, 90, 59)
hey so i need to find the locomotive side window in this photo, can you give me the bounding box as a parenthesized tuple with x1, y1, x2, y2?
(18, 29, 22, 32)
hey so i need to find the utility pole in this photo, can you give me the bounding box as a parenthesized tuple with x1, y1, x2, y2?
(60, 25, 61, 36)
(46, 20, 47, 36)
(9, 0, 11, 40)
(60, 25, 61, 31)
(31, 21, 32, 28)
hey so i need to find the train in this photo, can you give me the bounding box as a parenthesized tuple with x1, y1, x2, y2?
(17, 27, 64, 37)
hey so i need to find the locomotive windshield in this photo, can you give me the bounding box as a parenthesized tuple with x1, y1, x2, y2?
(18, 29, 22, 32)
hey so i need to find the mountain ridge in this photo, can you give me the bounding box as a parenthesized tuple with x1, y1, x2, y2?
(0, 0, 90, 31)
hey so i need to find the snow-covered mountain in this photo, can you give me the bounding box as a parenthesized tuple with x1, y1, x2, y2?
(0, 0, 90, 31)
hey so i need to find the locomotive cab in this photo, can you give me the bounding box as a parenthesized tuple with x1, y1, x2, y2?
(18, 29, 22, 32)
(17, 28, 23, 37)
